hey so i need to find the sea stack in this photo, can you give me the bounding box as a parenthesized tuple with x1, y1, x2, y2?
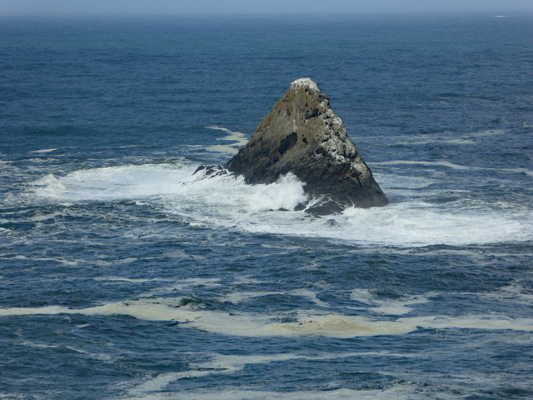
(225, 78, 388, 215)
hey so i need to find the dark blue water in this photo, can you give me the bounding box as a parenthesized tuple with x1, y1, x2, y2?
(1, 14, 533, 399)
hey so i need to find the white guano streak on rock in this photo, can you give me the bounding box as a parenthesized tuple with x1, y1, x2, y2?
(290, 78, 321, 94)
(315, 98, 371, 184)
(319, 104, 356, 163)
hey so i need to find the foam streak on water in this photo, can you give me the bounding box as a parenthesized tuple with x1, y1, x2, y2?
(1, 299, 532, 337)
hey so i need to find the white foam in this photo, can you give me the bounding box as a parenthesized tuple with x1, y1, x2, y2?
(248, 173, 308, 212)
(66, 346, 113, 361)
(31, 148, 57, 154)
(376, 160, 471, 170)
(3, 255, 79, 266)
(33, 164, 196, 201)
(477, 282, 533, 306)
(340, 202, 531, 246)
(205, 125, 248, 154)
(224, 291, 280, 304)
(396, 138, 476, 146)
(376, 158, 533, 178)
(223, 289, 329, 307)
(471, 129, 505, 136)
(291, 288, 330, 307)
(204, 144, 240, 154)
(501, 167, 533, 177)
(1, 299, 531, 338)
(122, 387, 425, 400)
(125, 352, 418, 399)
(31, 163, 533, 247)
(28, 211, 64, 222)
(138, 277, 223, 298)
(350, 289, 430, 315)
(93, 276, 168, 284)
(445, 139, 476, 144)
(16, 340, 59, 349)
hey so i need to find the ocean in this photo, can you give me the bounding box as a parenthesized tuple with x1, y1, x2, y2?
(1, 13, 532, 399)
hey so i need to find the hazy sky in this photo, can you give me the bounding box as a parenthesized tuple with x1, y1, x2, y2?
(1, 0, 532, 17)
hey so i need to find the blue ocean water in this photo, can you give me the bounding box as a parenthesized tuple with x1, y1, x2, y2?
(1, 14, 533, 399)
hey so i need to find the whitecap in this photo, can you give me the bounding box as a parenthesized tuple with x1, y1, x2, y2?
(30, 148, 57, 154)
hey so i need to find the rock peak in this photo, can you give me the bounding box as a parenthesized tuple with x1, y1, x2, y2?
(224, 80, 388, 214)
(290, 78, 321, 94)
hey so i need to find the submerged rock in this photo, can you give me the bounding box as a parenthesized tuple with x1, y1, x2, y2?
(224, 78, 388, 215)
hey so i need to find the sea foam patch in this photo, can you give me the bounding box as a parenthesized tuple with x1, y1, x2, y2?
(124, 352, 419, 399)
(350, 289, 430, 315)
(1, 298, 532, 338)
(122, 388, 431, 400)
(33, 164, 198, 201)
(204, 125, 249, 154)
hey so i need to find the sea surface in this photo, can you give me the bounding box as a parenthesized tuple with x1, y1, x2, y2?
(1, 14, 533, 399)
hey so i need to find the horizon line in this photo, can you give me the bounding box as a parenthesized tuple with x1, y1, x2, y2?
(0, 10, 530, 18)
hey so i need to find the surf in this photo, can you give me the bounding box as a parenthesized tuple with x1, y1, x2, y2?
(29, 161, 533, 247)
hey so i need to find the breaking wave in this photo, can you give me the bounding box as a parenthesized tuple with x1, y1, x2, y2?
(31, 162, 533, 247)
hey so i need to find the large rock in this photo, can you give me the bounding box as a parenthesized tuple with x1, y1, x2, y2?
(224, 78, 388, 214)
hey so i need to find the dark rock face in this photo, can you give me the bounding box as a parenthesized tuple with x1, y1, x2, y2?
(224, 78, 388, 215)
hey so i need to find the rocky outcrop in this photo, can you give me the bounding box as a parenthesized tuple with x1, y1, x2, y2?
(224, 78, 388, 215)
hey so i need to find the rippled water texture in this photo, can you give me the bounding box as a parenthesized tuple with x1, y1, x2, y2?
(1, 14, 533, 399)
